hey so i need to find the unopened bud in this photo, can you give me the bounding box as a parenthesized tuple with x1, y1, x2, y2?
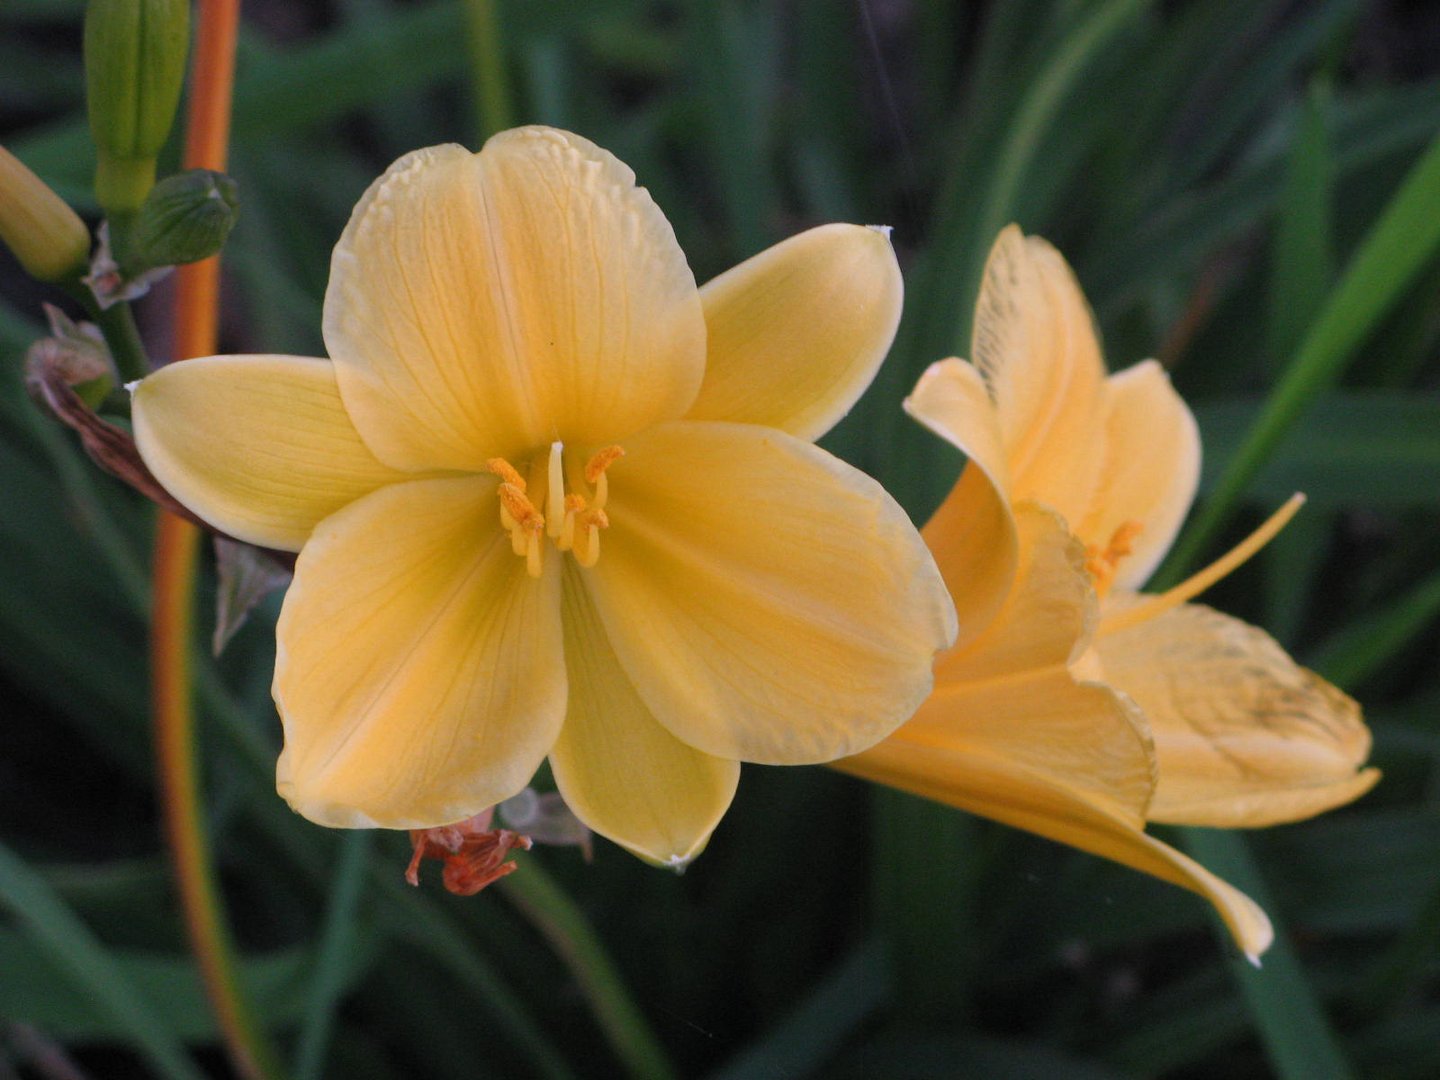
(132, 169, 239, 269)
(0, 146, 91, 283)
(85, 0, 191, 214)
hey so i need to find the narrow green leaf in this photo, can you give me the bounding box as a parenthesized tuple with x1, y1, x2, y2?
(1268, 78, 1338, 364)
(1307, 568, 1440, 689)
(0, 929, 372, 1043)
(0, 842, 207, 1080)
(707, 939, 888, 1080)
(1163, 130, 1440, 580)
(1179, 829, 1354, 1080)
(294, 830, 373, 1080)
(1195, 393, 1440, 507)
(1173, 0, 1357, 189)
(870, 789, 980, 1027)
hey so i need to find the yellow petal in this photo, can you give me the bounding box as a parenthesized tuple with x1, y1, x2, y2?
(689, 223, 903, 440)
(940, 503, 1097, 680)
(132, 355, 413, 551)
(1079, 360, 1201, 589)
(274, 476, 566, 829)
(904, 358, 1019, 644)
(583, 420, 957, 765)
(972, 226, 1107, 527)
(325, 130, 705, 470)
(550, 566, 739, 865)
(834, 743, 1272, 961)
(1096, 599, 1380, 827)
(899, 503, 1156, 826)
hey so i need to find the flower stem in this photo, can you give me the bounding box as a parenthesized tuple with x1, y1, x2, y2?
(499, 861, 679, 1080)
(462, 0, 513, 143)
(96, 300, 150, 382)
(151, 3, 285, 1079)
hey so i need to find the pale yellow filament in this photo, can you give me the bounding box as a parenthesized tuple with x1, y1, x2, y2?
(1099, 493, 1306, 636)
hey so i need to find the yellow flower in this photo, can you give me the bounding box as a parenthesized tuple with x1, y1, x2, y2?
(132, 127, 957, 865)
(838, 226, 1378, 961)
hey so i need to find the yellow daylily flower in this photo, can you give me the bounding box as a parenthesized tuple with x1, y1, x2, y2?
(839, 226, 1378, 961)
(132, 126, 957, 865)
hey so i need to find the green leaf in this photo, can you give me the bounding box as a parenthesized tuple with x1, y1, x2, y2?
(707, 939, 888, 1080)
(1179, 829, 1354, 1080)
(1164, 129, 1440, 579)
(1195, 392, 1440, 507)
(0, 927, 372, 1043)
(0, 843, 206, 1080)
(1269, 78, 1338, 365)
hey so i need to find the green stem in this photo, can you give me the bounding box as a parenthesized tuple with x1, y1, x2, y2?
(499, 860, 678, 1080)
(462, 0, 513, 143)
(97, 301, 151, 383)
(63, 277, 153, 385)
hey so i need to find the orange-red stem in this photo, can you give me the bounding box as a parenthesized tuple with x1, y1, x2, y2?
(151, 2, 282, 1078)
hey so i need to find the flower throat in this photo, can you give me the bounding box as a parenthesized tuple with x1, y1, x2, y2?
(486, 442, 624, 577)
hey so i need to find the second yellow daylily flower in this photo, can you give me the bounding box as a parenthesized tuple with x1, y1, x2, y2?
(839, 226, 1378, 960)
(132, 126, 957, 865)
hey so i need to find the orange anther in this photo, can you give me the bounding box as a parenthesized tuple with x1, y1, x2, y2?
(584, 445, 625, 484)
(485, 457, 527, 490)
(497, 483, 544, 532)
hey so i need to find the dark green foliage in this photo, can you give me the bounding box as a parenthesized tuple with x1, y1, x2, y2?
(1, 2, 1437, 1077)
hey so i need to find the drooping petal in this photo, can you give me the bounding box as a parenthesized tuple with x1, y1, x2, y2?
(904, 358, 1019, 645)
(833, 744, 1272, 961)
(550, 566, 739, 866)
(892, 503, 1156, 827)
(132, 355, 413, 551)
(582, 420, 957, 765)
(1096, 599, 1380, 827)
(325, 130, 705, 470)
(971, 226, 1107, 528)
(274, 476, 566, 829)
(1079, 360, 1201, 589)
(688, 223, 903, 440)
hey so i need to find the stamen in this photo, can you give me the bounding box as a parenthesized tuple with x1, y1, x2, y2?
(559, 493, 586, 551)
(1084, 520, 1144, 599)
(1099, 494, 1305, 636)
(496, 483, 543, 533)
(487, 444, 622, 574)
(485, 458, 526, 491)
(585, 445, 624, 509)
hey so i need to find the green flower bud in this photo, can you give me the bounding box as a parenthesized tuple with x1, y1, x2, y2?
(0, 145, 91, 283)
(85, 0, 191, 214)
(131, 169, 239, 270)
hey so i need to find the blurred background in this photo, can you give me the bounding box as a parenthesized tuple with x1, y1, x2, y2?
(1, 1, 1438, 1077)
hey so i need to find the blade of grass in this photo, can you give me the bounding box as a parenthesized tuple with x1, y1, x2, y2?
(1161, 129, 1440, 581)
(293, 830, 373, 1080)
(1179, 829, 1354, 1080)
(499, 860, 679, 1080)
(0, 841, 207, 1080)
(1268, 78, 1338, 365)
(1307, 567, 1440, 689)
(706, 938, 889, 1080)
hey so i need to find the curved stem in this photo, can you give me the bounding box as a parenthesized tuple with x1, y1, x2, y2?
(151, 3, 285, 1079)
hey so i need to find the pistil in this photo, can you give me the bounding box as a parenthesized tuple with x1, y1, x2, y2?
(1099, 494, 1305, 636)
